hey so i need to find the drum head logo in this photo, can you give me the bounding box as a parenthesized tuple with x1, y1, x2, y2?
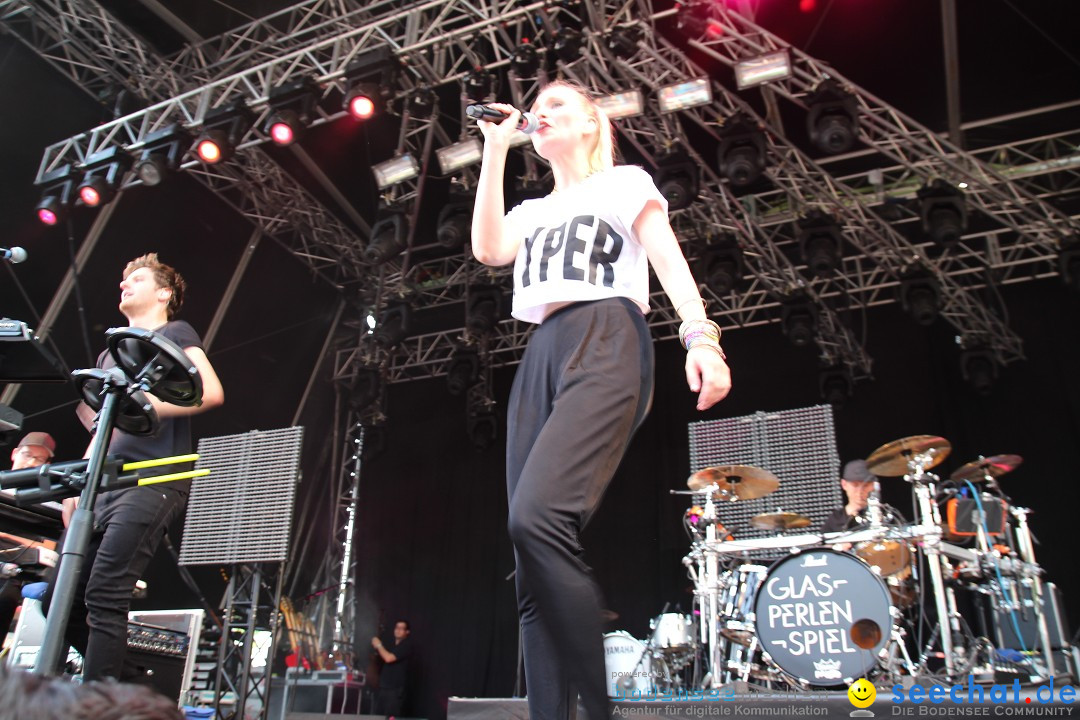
(848, 678, 876, 716)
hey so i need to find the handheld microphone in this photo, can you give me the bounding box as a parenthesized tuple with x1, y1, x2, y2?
(1, 246, 27, 263)
(466, 104, 541, 134)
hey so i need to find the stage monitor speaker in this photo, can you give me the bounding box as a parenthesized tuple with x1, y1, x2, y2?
(124, 646, 187, 702)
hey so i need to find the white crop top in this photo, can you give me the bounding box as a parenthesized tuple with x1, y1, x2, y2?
(504, 165, 668, 324)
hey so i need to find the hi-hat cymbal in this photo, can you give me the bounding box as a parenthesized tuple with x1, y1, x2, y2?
(687, 465, 780, 501)
(749, 511, 811, 531)
(950, 454, 1023, 482)
(866, 435, 952, 477)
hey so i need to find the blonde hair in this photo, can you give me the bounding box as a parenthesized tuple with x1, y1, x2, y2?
(537, 80, 615, 175)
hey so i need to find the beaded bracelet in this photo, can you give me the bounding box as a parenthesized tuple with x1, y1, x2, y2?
(679, 319, 727, 359)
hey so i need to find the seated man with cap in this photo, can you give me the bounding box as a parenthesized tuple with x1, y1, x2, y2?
(820, 459, 877, 533)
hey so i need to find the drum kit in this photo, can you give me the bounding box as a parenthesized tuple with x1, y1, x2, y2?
(605, 435, 1075, 696)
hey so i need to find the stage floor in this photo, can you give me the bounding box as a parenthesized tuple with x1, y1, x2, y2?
(448, 686, 1080, 719)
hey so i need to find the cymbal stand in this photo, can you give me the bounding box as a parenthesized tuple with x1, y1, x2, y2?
(700, 485, 723, 688)
(1010, 506, 1057, 679)
(907, 451, 963, 679)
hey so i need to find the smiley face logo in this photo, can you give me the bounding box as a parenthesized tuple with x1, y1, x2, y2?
(848, 678, 876, 709)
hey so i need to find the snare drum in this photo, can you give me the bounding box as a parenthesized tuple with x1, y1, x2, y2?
(603, 631, 651, 697)
(651, 613, 695, 654)
(753, 549, 893, 686)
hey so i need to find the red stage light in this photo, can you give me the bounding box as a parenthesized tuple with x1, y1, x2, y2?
(705, 18, 725, 38)
(349, 95, 376, 120)
(38, 208, 58, 226)
(196, 137, 223, 163)
(270, 121, 294, 145)
(799, 0, 817, 12)
(79, 185, 101, 207)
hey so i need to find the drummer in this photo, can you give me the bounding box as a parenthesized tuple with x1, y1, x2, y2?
(820, 459, 876, 532)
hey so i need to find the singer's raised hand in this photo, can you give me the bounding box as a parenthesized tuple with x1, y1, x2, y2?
(475, 102, 521, 147)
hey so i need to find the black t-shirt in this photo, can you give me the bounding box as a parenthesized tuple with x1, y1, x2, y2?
(821, 507, 858, 533)
(379, 635, 414, 689)
(96, 320, 204, 494)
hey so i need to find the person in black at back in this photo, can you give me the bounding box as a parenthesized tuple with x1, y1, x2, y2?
(821, 459, 876, 532)
(371, 619, 413, 718)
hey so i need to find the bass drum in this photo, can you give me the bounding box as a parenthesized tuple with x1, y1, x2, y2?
(603, 631, 651, 697)
(753, 549, 893, 686)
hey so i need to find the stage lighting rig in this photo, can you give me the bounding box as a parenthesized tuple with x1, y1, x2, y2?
(366, 208, 408, 265)
(264, 78, 318, 146)
(676, 2, 719, 39)
(133, 125, 191, 187)
(437, 139, 483, 175)
(345, 82, 384, 121)
(463, 69, 496, 103)
(1057, 236, 1080, 292)
(437, 197, 473, 249)
(372, 154, 420, 189)
(552, 26, 584, 63)
(806, 79, 859, 155)
(511, 41, 540, 77)
(653, 150, 699, 211)
(76, 147, 132, 208)
(349, 366, 383, 411)
(372, 301, 412, 350)
(899, 268, 942, 326)
(467, 409, 498, 450)
(960, 346, 998, 396)
(918, 179, 967, 248)
(696, 237, 744, 296)
(406, 88, 438, 119)
(606, 24, 643, 60)
(466, 285, 502, 337)
(797, 210, 843, 277)
(34, 165, 74, 226)
(446, 346, 480, 396)
(780, 293, 817, 348)
(718, 114, 767, 189)
(193, 101, 252, 164)
(818, 364, 853, 406)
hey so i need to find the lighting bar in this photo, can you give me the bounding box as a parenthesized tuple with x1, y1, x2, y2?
(657, 78, 712, 113)
(436, 139, 483, 174)
(595, 90, 644, 119)
(372, 154, 419, 189)
(734, 50, 792, 90)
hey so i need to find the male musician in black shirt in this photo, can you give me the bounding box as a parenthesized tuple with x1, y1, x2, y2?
(371, 619, 414, 718)
(45, 253, 224, 682)
(821, 459, 876, 533)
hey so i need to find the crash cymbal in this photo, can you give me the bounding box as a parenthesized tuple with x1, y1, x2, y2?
(950, 454, 1023, 482)
(749, 511, 812, 531)
(687, 465, 780, 501)
(866, 435, 952, 477)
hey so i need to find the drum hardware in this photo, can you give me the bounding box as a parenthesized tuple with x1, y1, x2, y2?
(868, 434, 963, 678)
(687, 465, 780, 501)
(749, 511, 811, 532)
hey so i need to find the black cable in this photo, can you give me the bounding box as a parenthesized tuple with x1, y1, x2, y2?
(65, 217, 95, 368)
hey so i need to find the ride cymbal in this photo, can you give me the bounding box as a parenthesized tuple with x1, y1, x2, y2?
(866, 435, 952, 477)
(950, 454, 1023, 482)
(749, 511, 811, 531)
(687, 465, 780, 501)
